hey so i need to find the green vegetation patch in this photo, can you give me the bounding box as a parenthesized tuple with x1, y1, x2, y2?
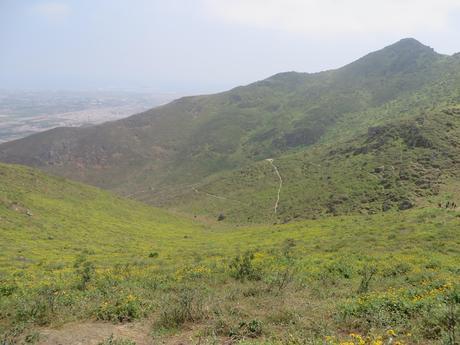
(0, 163, 458, 343)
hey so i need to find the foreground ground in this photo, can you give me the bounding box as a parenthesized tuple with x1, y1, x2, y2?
(0, 163, 459, 344)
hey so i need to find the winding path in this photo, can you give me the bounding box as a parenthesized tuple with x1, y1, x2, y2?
(192, 186, 245, 205)
(125, 189, 149, 198)
(266, 158, 283, 214)
(192, 187, 229, 201)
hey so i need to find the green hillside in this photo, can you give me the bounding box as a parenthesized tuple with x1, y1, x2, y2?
(0, 162, 206, 271)
(2, 39, 460, 224)
(2, 37, 460, 341)
(171, 106, 460, 223)
(0, 162, 459, 344)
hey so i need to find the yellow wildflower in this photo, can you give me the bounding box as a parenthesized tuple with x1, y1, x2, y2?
(387, 329, 397, 337)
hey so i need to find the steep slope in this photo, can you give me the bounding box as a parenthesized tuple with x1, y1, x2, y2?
(173, 106, 460, 223)
(0, 162, 205, 271)
(1, 39, 460, 223)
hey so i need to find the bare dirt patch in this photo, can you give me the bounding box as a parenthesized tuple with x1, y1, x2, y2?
(36, 321, 151, 345)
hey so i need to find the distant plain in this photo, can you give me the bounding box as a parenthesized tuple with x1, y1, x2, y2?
(0, 91, 180, 143)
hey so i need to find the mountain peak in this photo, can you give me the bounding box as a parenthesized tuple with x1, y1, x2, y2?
(385, 37, 435, 54)
(339, 38, 439, 77)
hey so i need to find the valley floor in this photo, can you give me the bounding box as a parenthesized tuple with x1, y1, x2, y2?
(1, 206, 459, 345)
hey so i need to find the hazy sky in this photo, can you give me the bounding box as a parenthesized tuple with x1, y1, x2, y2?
(1, 0, 460, 93)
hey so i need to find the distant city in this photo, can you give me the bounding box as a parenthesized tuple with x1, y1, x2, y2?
(0, 90, 181, 143)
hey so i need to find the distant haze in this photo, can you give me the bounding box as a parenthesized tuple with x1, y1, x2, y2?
(1, 0, 460, 93)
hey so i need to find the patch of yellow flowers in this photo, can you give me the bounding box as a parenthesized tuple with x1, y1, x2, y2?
(174, 265, 211, 281)
(325, 330, 405, 345)
(412, 281, 453, 302)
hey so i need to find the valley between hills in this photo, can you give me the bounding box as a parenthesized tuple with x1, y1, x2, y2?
(0, 39, 459, 344)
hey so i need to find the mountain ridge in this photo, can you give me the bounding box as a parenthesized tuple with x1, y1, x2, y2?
(1, 38, 460, 223)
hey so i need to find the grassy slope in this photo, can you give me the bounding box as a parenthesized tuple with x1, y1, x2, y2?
(2, 161, 458, 271)
(0, 162, 459, 344)
(0, 162, 209, 272)
(171, 105, 460, 223)
(1, 40, 459, 216)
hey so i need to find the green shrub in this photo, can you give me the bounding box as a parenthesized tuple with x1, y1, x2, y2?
(229, 251, 261, 281)
(382, 262, 412, 277)
(229, 319, 263, 339)
(97, 294, 142, 322)
(15, 286, 60, 326)
(340, 296, 414, 330)
(245, 319, 263, 338)
(326, 261, 353, 279)
(440, 287, 459, 345)
(281, 238, 296, 259)
(357, 265, 377, 294)
(263, 240, 298, 292)
(157, 288, 207, 328)
(265, 261, 297, 293)
(74, 257, 95, 291)
(0, 282, 17, 297)
(338, 283, 456, 332)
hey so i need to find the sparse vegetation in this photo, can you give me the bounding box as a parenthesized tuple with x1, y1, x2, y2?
(98, 334, 137, 345)
(2, 39, 460, 225)
(0, 163, 458, 343)
(1, 39, 460, 344)
(157, 287, 207, 328)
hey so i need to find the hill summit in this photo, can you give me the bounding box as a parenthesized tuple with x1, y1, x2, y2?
(340, 38, 439, 77)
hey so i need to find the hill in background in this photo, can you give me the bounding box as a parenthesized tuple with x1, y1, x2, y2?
(1, 38, 460, 224)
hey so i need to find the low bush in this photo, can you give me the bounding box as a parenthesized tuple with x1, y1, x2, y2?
(97, 294, 143, 322)
(229, 251, 262, 281)
(339, 281, 457, 338)
(157, 287, 207, 328)
(74, 257, 95, 291)
(357, 265, 377, 294)
(14, 286, 61, 326)
(229, 319, 263, 339)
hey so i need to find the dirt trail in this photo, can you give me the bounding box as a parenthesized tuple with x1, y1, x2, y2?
(34, 321, 230, 345)
(36, 322, 151, 345)
(266, 158, 282, 214)
(192, 186, 246, 205)
(125, 189, 149, 198)
(192, 187, 229, 201)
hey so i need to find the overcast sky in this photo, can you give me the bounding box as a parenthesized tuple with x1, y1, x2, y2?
(1, 0, 460, 93)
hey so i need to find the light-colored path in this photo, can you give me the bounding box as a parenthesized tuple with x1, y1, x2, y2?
(266, 158, 283, 214)
(125, 189, 148, 198)
(36, 322, 150, 345)
(192, 187, 229, 201)
(192, 186, 245, 205)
